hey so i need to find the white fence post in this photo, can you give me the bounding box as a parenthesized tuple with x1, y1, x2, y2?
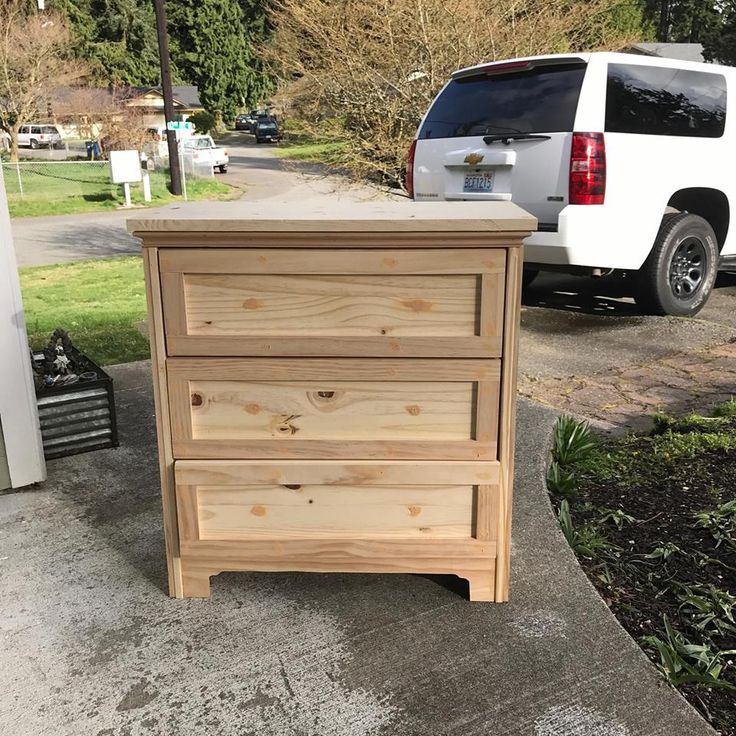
(15, 161, 23, 198)
(179, 147, 188, 202)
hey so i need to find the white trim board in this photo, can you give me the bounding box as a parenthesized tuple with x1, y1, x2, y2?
(0, 165, 45, 488)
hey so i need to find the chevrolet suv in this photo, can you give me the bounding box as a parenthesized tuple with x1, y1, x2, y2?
(409, 53, 735, 316)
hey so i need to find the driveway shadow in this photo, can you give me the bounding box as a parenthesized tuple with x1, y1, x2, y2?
(524, 270, 736, 317)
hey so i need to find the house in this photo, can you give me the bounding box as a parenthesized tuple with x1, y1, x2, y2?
(48, 85, 205, 140)
(122, 86, 205, 128)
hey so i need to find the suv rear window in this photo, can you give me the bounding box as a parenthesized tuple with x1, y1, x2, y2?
(605, 64, 726, 138)
(418, 63, 586, 140)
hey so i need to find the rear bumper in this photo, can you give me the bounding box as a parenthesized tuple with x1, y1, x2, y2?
(523, 205, 660, 272)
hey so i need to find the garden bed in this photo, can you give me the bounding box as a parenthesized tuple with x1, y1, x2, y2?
(547, 406, 736, 734)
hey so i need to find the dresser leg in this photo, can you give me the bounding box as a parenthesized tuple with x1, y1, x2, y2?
(181, 569, 212, 598)
(465, 570, 495, 602)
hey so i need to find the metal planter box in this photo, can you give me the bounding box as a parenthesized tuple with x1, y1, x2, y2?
(35, 349, 118, 460)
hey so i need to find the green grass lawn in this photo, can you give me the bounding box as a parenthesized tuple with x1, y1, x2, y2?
(21, 256, 149, 366)
(4, 163, 238, 218)
(275, 140, 348, 164)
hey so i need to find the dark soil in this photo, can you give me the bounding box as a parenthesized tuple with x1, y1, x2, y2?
(549, 413, 736, 735)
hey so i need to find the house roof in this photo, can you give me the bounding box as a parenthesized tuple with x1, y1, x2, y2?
(127, 86, 203, 109)
(625, 43, 705, 63)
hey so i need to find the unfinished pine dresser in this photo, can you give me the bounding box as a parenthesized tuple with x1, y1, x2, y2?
(129, 201, 536, 602)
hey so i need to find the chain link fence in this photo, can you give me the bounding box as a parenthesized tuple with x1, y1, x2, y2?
(2, 151, 214, 216)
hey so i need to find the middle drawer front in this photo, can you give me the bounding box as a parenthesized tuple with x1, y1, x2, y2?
(167, 358, 500, 460)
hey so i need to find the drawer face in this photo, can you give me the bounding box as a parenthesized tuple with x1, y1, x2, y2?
(183, 274, 478, 335)
(175, 460, 500, 543)
(194, 485, 473, 539)
(168, 358, 500, 460)
(159, 249, 506, 357)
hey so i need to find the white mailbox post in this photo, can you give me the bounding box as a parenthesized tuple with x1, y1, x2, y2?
(110, 150, 142, 207)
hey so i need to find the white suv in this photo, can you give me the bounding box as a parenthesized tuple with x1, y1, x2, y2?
(409, 52, 735, 316)
(17, 124, 62, 149)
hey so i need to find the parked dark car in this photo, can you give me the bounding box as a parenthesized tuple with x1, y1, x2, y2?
(234, 114, 251, 131)
(255, 119, 281, 144)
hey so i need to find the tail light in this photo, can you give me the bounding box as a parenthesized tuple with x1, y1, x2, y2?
(406, 139, 417, 198)
(569, 132, 605, 205)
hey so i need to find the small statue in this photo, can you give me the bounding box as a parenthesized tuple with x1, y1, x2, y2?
(34, 328, 79, 386)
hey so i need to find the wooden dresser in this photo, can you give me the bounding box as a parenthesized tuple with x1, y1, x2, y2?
(129, 201, 535, 602)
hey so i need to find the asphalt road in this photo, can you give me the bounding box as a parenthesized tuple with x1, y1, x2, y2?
(9, 132, 736, 386)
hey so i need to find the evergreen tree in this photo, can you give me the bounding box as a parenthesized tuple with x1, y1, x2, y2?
(169, 0, 273, 121)
(56, 0, 163, 86)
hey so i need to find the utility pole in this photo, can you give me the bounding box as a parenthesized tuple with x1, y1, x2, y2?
(153, 0, 182, 195)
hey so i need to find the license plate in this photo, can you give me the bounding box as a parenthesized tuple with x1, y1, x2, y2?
(463, 172, 494, 193)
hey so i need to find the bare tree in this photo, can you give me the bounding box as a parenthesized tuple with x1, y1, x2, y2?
(0, 0, 86, 160)
(269, 0, 643, 187)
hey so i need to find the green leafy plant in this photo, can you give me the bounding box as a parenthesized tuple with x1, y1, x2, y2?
(643, 542, 684, 561)
(693, 500, 736, 551)
(597, 507, 637, 530)
(558, 500, 618, 559)
(675, 584, 736, 638)
(713, 398, 736, 418)
(552, 414, 596, 466)
(642, 616, 736, 690)
(546, 461, 577, 496)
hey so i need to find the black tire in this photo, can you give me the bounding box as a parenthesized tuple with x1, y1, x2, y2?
(30, 139, 38, 149)
(522, 268, 539, 289)
(218, 165, 228, 173)
(635, 212, 718, 317)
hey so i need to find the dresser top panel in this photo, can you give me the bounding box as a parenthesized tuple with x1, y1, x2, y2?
(128, 200, 536, 244)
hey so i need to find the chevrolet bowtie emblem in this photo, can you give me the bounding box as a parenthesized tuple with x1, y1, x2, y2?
(464, 152, 484, 165)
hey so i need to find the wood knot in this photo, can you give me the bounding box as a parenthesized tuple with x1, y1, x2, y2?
(317, 391, 335, 399)
(408, 505, 422, 517)
(250, 505, 266, 516)
(283, 484, 302, 490)
(383, 257, 398, 267)
(405, 404, 421, 416)
(242, 298, 263, 310)
(191, 393, 203, 407)
(244, 402, 261, 415)
(401, 298, 433, 313)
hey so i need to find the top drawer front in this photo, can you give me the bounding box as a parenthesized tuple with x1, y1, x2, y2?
(159, 248, 506, 357)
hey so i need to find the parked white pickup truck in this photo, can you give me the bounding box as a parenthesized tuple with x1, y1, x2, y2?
(181, 135, 229, 173)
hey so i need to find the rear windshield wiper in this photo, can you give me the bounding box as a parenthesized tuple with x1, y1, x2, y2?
(483, 134, 552, 145)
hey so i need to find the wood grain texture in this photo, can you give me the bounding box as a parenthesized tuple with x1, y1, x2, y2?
(165, 335, 502, 359)
(193, 484, 474, 540)
(174, 460, 500, 486)
(127, 199, 537, 235)
(159, 248, 506, 275)
(142, 248, 183, 597)
(181, 273, 479, 337)
(159, 250, 507, 357)
(167, 358, 500, 460)
(187, 379, 475, 441)
(179, 537, 495, 569)
(171, 438, 496, 461)
(167, 357, 499, 381)
(494, 246, 523, 602)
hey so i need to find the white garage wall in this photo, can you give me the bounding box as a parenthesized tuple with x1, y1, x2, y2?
(0, 164, 45, 489)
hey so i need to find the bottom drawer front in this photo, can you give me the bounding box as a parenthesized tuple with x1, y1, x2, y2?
(195, 484, 472, 540)
(175, 460, 499, 544)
